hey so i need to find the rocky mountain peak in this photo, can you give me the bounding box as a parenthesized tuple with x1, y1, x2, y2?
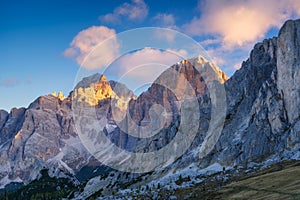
(72, 74, 135, 114)
(51, 91, 66, 101)
(72, 74, 115, 106)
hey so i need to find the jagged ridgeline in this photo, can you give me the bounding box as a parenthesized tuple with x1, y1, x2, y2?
(0, 19, 300, 199)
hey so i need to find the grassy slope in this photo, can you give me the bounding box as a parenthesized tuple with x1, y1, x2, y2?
(213, 162, 300, 200)
(175, 160, 300, 200)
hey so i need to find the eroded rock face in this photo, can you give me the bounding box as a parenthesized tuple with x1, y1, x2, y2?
(191, 19, 300, 168)
(277, 19, 300, 123)
(1, 19, 300, 191)
(0, 76, 140, 186)
(0, 95, 91, 185)
(218, 37, 282, 164)
(0, 107, 25, 145)
(0, 110, 8, 132)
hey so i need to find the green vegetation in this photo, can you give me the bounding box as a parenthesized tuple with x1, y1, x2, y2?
(175, 174, 191, 185)
(0, 169, 77, 200)
(75, 165, 112, 182)
(2, 160, 300, 199)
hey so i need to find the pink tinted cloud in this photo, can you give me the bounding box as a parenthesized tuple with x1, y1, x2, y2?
(63, 26, 120, 70)
(0, 77, 20, 87)
(184, 0, 300, 49)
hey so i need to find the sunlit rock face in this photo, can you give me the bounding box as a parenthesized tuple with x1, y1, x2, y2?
(72, 74, 134, 112)
(51, 91, 66, 101)
(73, 75, 114, 106)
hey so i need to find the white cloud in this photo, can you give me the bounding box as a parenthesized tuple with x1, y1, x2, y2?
(112, 48, 188, 83)
(63, 26, 120, 70)
(63, 25, 189, 83)
(184, 0, 300, 49)
(153, 29, 178, 43)
(99, 0, 148, 24)
(200, 38, 222, 47)
(152, 13, 178, 42)
(182, 0, 300, 74)
(62, 48, 77, 57)
(206, 49, 226, 66)
(153, 13, 176, 29)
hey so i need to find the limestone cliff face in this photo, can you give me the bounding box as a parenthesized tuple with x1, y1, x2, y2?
(192, 19, 300, 168)
(0, 110, 8, 133)
(277, 20, 300, 123)
(0, 75, 137, 186)
(0, 95, 90, 185)
(1, 19, 300, 190)
(116, 57, 227, 153)
(0, 108, 25, 145)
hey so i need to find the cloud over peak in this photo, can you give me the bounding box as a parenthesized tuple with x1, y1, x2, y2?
(63, 26, 119, 70)
(184, 0, 300, 49)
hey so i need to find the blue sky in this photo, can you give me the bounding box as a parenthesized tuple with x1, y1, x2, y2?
(0, 0, 300, 111)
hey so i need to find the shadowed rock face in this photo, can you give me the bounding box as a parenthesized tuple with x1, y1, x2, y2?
(1, 19, 300, 189)
(277, 20, 300, 123)
(198, 19, 300, 168)
(0, 107, 26, 145)
(0, 110, 9, 133)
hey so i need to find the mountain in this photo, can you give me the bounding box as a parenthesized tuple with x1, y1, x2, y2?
(0, 19, 300, 199)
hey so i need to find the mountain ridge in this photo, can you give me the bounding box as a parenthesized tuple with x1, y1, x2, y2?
(0, 18, 300, 199)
